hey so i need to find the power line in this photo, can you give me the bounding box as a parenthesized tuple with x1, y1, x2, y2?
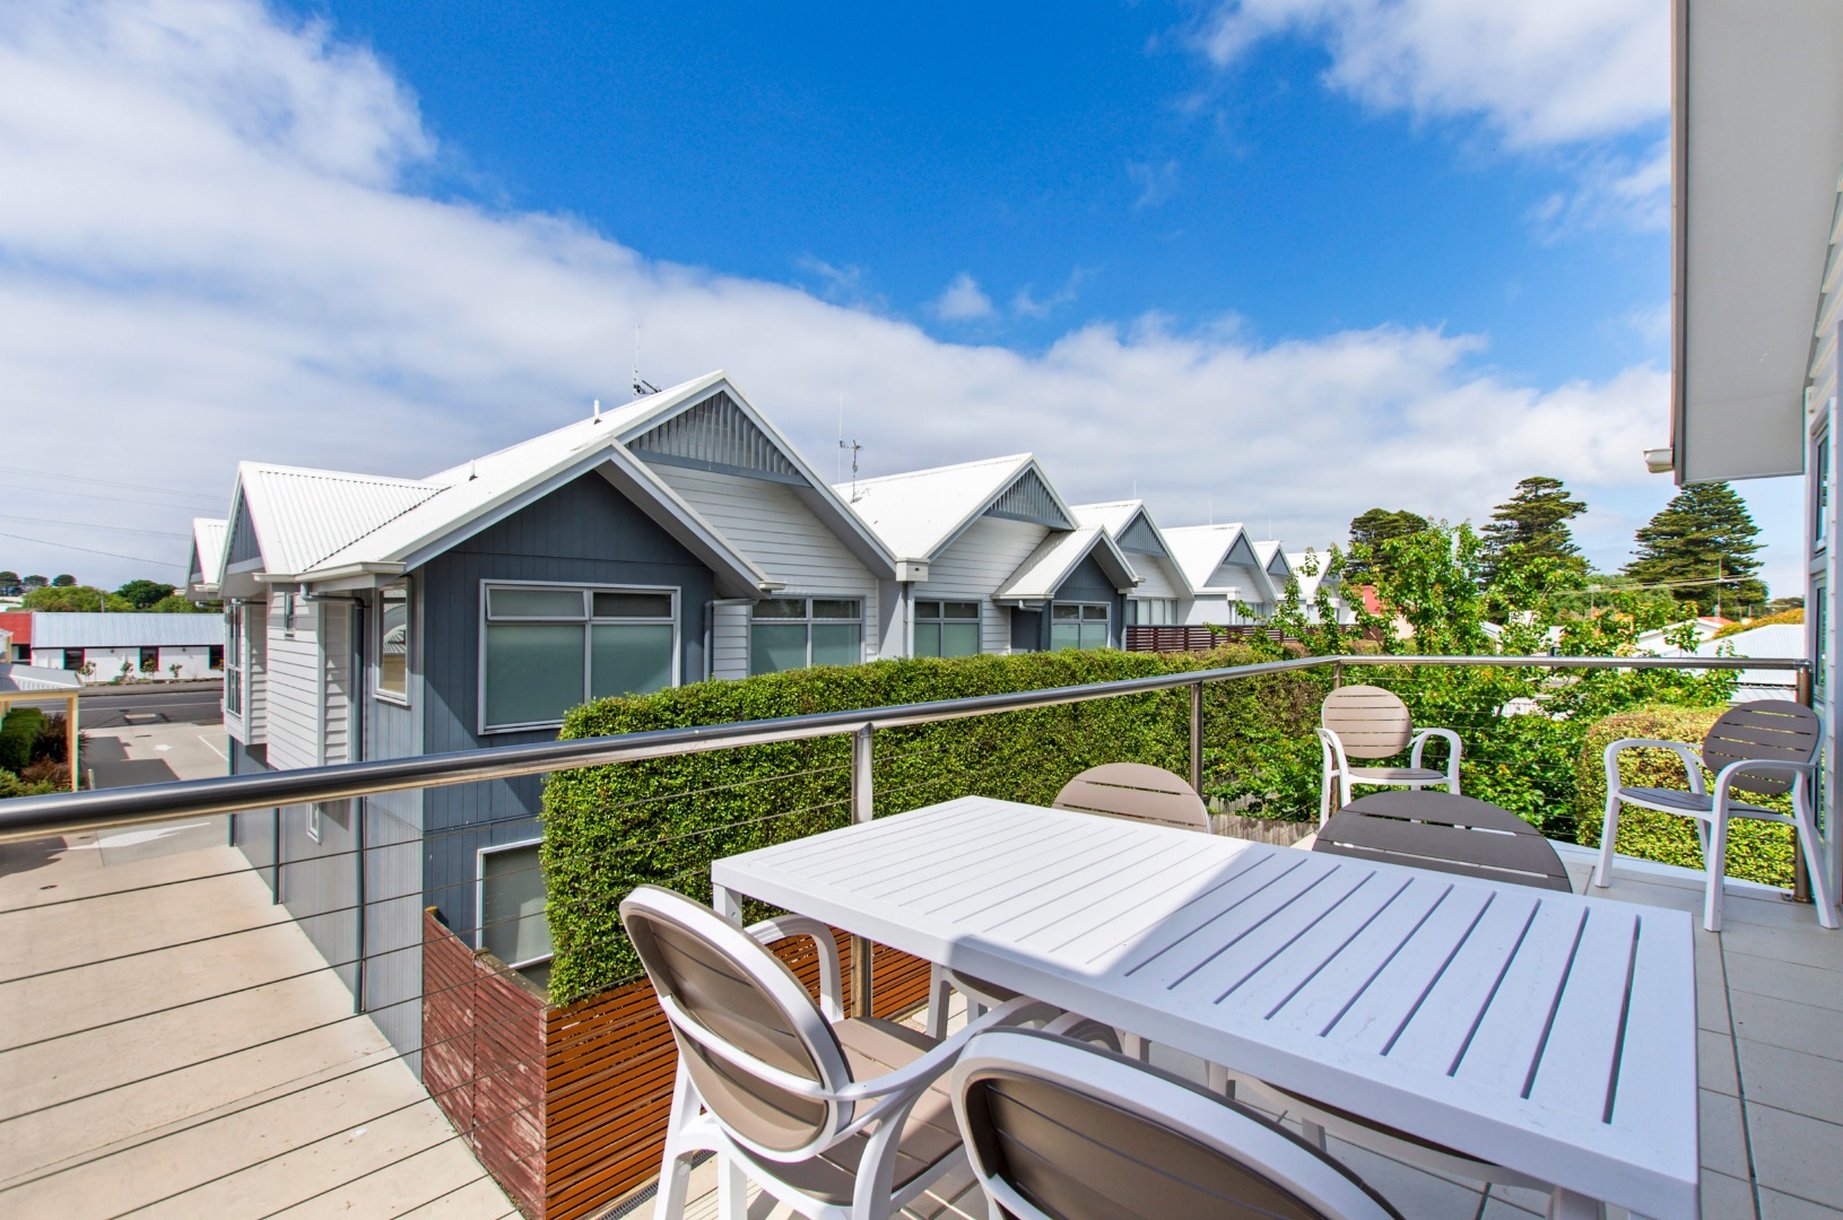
(0, 464, 223, 505)
(0, 513, 188, 540)
(0, 529, 174, 566)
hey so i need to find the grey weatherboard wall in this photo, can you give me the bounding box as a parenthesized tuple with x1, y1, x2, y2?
(1014, 552, 1127, 651)
(415, 471, 718, 961)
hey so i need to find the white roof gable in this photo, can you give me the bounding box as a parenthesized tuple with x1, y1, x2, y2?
(1286, 550, 1340, 602)
(1164, 524, 1257, 592)
(840, 454, 1075, 560)
(993, 528, 1138, 603)
(188, 518, 228, 589)
(1073, 500, 1195, 598)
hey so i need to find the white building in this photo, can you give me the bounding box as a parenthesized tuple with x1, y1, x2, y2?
(1071, 500, 1196, 628)
(28, 613, 224, 683)
(1164, 523, 1280, 625)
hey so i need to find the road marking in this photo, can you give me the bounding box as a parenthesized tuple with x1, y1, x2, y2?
(196, 734, 228, 762)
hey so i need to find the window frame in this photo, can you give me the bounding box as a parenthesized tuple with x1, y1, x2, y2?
(224, 603, 246, 722)
(476, 837, 553, 969)
(477, 579, 680, 735)
(913, 598, 981, 658)
(374, 580, 412, 707)
(1050, 601, 1111, 651)
(748, 595, 865, 675)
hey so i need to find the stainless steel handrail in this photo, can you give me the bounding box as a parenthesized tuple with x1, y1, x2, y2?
(0, 652, 1801, 844)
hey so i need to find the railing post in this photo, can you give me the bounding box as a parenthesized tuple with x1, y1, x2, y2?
(850, 725, 875, 1017)
(1792, 667, 1815, 904)
(1189, 680, 1204, 797)
(1333, 661, 1344, 690)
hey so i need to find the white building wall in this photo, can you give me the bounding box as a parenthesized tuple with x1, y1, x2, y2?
(263, 596, 323, 772)
(246, 606, 268, 743)
(649, 465, 883, 659)
(30, 643, 219, 681)
(710, 602, 751, 681)
(917, 517, 1051, 654)
(156, 645, 216, 679)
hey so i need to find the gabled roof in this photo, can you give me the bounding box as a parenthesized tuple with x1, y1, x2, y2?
(993, 528, 1139, 603)
(0, 612, 30, 647)
(1163, 524, 1262, 594)
(839, 454, 1076, 561)
(186, 518, 228, 596)
(1251, 541, 1293, 602)
(208, 371, 892, 599)
(1072, 500, 1195, 598)
(1286, 551, 1341, 603)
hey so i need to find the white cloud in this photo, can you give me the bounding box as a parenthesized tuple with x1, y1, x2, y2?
(0, 0, 1771, 592)
(1196, 0, 1667, 148)
(931, 272, 996, 322)
(1127, 158, 1180, 208)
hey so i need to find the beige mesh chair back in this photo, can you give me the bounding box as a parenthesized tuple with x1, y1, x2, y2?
(622, 885, 852, 1158)
(1595, 701, 1836, 932)
(951, 1029, 1402, 1220)
(622, 885, 1014, 1219)
(1051, 762, 1211, 832)
(1316, 685, 1462, 824)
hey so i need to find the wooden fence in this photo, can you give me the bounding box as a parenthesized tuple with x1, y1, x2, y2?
(1123, 624, 1285, 652)
(423, 909, 937, 1218)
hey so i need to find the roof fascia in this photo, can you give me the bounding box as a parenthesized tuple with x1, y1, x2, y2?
(929, 457, 1070, 561)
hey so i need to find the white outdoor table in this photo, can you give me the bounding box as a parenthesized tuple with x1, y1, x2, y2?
(710, 796, 1700, 1220)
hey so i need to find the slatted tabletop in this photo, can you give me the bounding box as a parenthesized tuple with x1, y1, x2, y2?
(711, 797, 1699, 1220)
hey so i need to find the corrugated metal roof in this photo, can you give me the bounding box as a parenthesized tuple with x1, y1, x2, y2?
(0, 611, 30, 646)
(994, 528, 1138, 602)
(1072, 501, 1195, 598)
(0, 663, 82, 694)
(840, 454, 1079, 561)
(29, 613, 224, 648)
(189, 518, 228, 585)
(1164, 524, 1252, 592)
(239, 464, 445, 575)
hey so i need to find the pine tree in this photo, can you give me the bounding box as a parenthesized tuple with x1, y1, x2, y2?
(1345, 508, 1429, 580)
(1625, 481, 1766, 616)
(1480, 476, 1587, 586)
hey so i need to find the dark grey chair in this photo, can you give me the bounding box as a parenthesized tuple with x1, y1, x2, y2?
(951, 1028, 1403, 1220)
(1593, 700, 1836, 931)
(1315, 791, 1571, 893)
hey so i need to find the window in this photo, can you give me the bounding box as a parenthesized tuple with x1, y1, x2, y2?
(224, 605, 244, 717)
(208, 645, 224, 671)
(139, 646, 159, 674)
(305, 805, 321, 844)
(1050, 602, 1109, 650)
(376, 583, 410, 703)
(62, 648, 85, 672)
(1128, 599, 1178, 626)
(481, 583, 676, 731)
(749, 597, 863, 675)
(1816, 425, 1831, 552)
(914, 600, 980, 657)
(479, 841, 552, 967)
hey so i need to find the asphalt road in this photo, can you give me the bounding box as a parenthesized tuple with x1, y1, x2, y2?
(80, 684, 223, 728)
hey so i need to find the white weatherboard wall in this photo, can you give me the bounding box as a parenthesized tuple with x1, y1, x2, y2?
(919, 517, 1052, 654)
(1127, 554, 1186, 603)
(650, 465, 882, 672)
(263, 596, 323, 773)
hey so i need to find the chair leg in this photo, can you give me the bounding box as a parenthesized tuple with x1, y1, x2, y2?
(925, 965, 951, 1038)
(1593, 797, 1621, 889)
(653, 1067, 699, 1220)
(1792, 792, 1840, 930)
(1704, 816, 1729, 933)
(715, 1155, 748, 1220)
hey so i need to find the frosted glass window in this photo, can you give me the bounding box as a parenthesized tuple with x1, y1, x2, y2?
(750, 597, 863, 674)
(591, 623, 674, 698)
(484, 623, 584, 727)
(377, 583, 409, 700)
(916, 600, 981, 657)
(481, 583, 680, 730)
(481, 844, 551, 966)
(1051, 603, 1109, 650)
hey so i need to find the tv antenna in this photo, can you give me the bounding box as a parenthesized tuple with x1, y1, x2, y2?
(631, 324, 658, 397)
(839, 437, 863, 501)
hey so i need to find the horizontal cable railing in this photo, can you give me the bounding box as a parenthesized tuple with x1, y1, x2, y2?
(0, 653, 1799, 844)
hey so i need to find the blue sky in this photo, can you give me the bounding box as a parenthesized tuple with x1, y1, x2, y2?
(0, 1, 1804, 597)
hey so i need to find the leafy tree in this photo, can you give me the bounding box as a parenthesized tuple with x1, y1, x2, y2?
(116, 579, 177, 609)
(1344, 508, 1429, 579)
(148, 594, 203, 613)
(21, 575, 47, 589)
(1625, 481, 1766, 616)
(1480, 476, 1587, 585)
(50, 574, 76, 587)
(21, 585, 128, 612)
(0, 571, 16, 584)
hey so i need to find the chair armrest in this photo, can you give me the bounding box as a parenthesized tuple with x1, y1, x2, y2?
(1316, 727, 1349, 772)
(1711, 756, 1813, 811)
(749, 914, 843, 1022)
(1410, 727, 1462, 777)
(834, 996, 1061, 1107)
(1603, 738, 1706, 797)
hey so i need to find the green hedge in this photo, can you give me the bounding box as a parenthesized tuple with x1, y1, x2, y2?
(0, 708, 46, 773)
(540, 646, 1328, 1003)
(1572, 705, 1793, 887)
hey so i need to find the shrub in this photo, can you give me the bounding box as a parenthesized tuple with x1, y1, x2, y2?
(1572, 705, 1793, 887)
(30, 714, 71, 764)
(541, 646, 1328, 1003)
(0, 708, 46, 772)
(0, 767, 64, 799)
(19, 757, 73, 788)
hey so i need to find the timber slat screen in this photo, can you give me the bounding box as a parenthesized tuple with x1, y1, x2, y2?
(1124, 624, 1283, 652)
(424, 910, 937, 1217)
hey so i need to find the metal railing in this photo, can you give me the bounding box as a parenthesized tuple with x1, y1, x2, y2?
(0, 650, 1815, 1217)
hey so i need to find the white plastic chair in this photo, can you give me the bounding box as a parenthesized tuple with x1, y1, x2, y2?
(1592, 700, 1837, 932)
(1316, 684, 1460, 825)
(621, 885, 1057, 1220)
(950, 1028, 1404, 1220)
